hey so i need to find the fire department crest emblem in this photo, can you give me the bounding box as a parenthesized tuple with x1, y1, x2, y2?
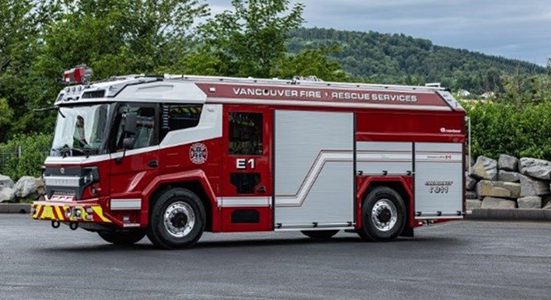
(189, 143, 208, 164)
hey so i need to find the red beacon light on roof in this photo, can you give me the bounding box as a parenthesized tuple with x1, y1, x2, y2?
(63, 65, 93, 85)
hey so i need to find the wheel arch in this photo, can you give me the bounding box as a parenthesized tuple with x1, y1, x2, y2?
(356, 176, 415, 236)
(142, 170, 219, 232)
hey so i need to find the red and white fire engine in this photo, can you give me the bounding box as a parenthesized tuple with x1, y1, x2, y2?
(32, 66, 466, 249)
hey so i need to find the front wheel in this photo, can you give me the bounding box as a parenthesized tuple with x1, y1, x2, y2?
(359, 186, 406, 241)
(147, 188, 206, 249)
(97, 230, 146, 245)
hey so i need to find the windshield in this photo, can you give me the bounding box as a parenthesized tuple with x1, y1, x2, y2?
(51, 104, 113, 157)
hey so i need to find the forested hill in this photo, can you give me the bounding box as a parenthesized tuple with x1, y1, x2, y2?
(287, 27, 546, 93)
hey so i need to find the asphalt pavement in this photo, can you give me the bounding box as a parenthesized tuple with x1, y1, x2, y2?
(0, 215, 550, 299)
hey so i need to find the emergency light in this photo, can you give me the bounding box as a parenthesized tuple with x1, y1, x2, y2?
(63, 65, 92, 84)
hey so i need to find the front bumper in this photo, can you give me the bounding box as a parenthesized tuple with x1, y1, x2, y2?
(32, 200, 111, 223)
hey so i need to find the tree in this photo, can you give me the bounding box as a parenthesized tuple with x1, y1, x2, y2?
(0, 0, 56, 76)
(35, 0, 208, 79)
(272, 46, 348, 81)
(286, 28, 547, 92)
(21, 0, 209, 134)
(0, 98, 14, 141)
(197, 0, 304, 78)
(482, 68, 502, 93)
(0, 0, 59, 140)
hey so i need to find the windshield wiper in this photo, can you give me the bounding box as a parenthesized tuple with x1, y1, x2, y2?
(53, 145, 96, 158)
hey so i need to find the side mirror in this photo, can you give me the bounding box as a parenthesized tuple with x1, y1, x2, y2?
(115, 112, 137, 165)
(124, 112, 137, 135)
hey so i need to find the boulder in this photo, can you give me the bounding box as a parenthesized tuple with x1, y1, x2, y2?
(519, 175, 550, 196)
(544, 202, 551, 210)
(543, 195, 551, 208)
(498, 154, 518, 171)
(14, 176, 41, 198)
(476, 180, 520, 198)
(471, 156, 498, 180)
(0, 174, 14, 189)
(519, 157, 551, 180)
(498, 170, 521, 182)
(0, 174, 16, 202)
(465, 174, 477, 190)
(0, 187, 15, 202)
(466, 199, 482, 210)
(35, 178, 45, 195)
(481, 197, 516, 209)
(517, 196, 542, 209)
(465, 191, 478, 199)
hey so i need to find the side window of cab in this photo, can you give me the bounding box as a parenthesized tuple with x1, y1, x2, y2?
(160, 104, 203, 140)
(110, 103, 158, 152)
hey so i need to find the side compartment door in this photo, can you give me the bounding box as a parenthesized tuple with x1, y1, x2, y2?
(219, 107, 273, 231)
(414, 142, 463, 219)
(274, 110, 354, 229)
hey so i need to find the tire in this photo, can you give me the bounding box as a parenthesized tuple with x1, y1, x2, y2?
(98, 230, 146, 246)
(359, 186, 406, 242)
(301, 230, 339, 239)
(147, 188, 206, 249)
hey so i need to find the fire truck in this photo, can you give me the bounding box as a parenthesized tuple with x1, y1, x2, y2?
(32, 66, 466, 249)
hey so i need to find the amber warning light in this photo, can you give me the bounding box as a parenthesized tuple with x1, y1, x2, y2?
(63, 65, 92, 85)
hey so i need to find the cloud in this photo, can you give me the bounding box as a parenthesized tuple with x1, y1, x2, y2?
(205, 0, 551, 65)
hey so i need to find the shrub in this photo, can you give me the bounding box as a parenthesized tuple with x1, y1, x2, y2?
(463, 101, 551, 160)
(0, 133, 53, 180)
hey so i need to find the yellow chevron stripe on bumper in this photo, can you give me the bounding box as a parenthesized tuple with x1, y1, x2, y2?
(32, 201, 111, 223)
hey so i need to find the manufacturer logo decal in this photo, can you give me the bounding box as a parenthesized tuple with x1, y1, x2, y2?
(189, 143, 208, 164)
(426, 154, 453, 160)
(440, 127, 461, 133)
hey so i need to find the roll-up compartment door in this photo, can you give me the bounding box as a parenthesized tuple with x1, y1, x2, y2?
(274, 110, 354, 228)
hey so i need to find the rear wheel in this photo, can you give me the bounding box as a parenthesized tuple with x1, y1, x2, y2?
(97, 230, 146, 245)
(359, 186, 406, 241)
(301, 230, 339, 239)
(147, 188, 206, 249)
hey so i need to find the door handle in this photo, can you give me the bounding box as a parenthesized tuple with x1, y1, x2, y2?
(148, 160, 159, 168)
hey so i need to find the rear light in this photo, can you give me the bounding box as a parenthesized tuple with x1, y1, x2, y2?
(63, 65, 93, 84)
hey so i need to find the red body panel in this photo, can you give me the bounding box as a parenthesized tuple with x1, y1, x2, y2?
(356, 110, 465, 143)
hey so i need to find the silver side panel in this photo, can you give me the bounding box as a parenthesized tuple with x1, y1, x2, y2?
(414, 142, 463, 219)
(356, 142, 412, 175)
(274, 111, 354, 227)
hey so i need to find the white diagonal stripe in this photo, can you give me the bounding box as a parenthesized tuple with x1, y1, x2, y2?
(276, 151, 353, 206)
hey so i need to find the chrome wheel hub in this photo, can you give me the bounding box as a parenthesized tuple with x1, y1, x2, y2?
(371, 199, 398, 232)
(164, 202, 195, 238)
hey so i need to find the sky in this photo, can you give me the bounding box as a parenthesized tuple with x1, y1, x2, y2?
(207, 0, 551, 66)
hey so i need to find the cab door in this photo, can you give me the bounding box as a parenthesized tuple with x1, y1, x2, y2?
(108, 103, 160, 224)
(219, 106, 273, 232)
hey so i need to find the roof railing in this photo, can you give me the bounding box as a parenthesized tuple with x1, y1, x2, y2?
(161, 74, 446, 92)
